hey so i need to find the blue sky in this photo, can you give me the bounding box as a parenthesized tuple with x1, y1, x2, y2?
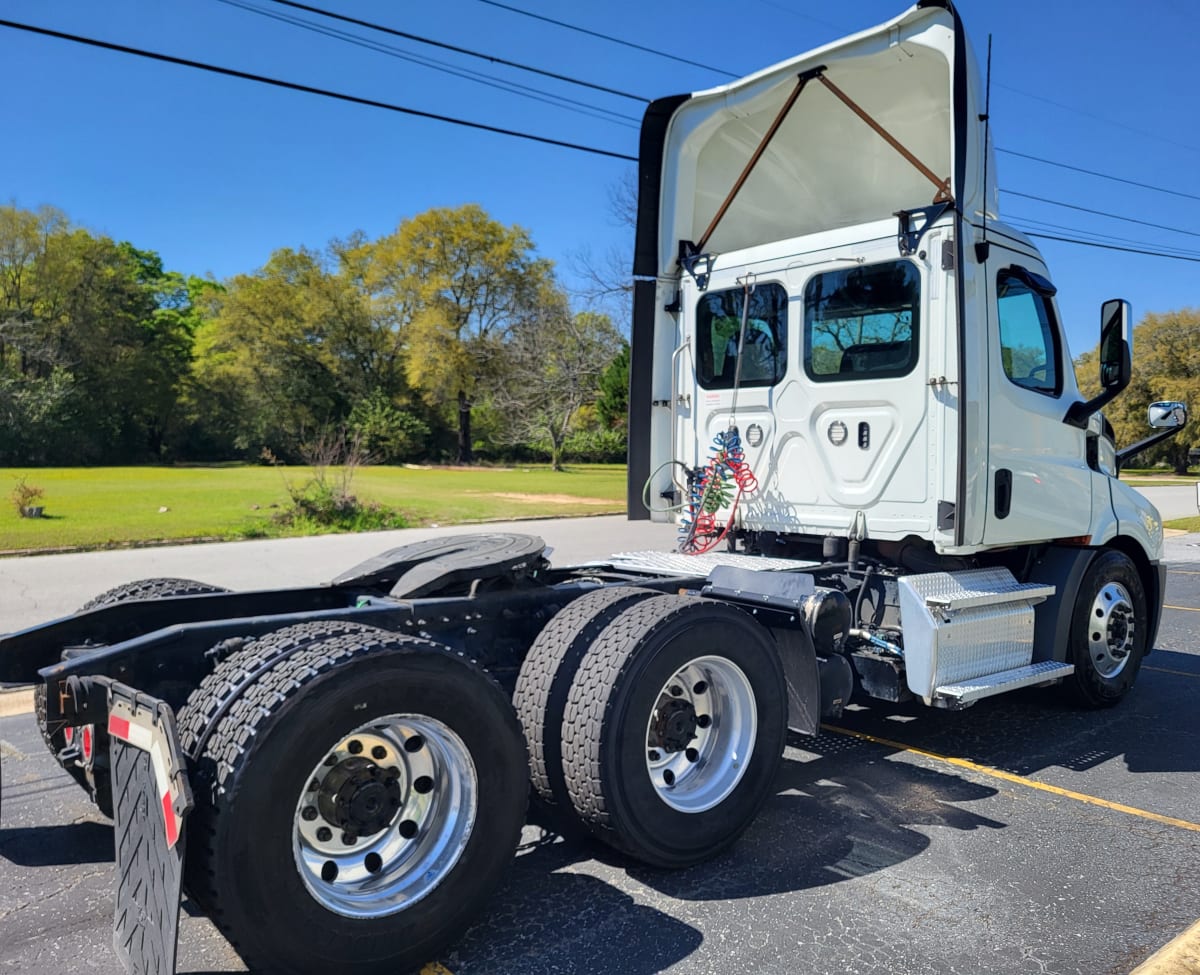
(1, 0, 1196, 360)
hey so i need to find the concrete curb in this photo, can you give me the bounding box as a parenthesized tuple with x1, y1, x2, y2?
(0, 686, 34, 718)
(1132, 918, 1200, 974)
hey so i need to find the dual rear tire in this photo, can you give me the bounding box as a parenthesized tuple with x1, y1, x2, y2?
(515, 590, 787, 868)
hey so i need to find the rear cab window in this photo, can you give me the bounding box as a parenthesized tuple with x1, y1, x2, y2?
(803, 260, 920, 382)
(696, 282, 788, 389)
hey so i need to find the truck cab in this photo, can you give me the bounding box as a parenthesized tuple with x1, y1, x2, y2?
(627, 0, 1184, 708)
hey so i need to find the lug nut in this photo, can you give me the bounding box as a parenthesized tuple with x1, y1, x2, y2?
(669, 685, 683, 697)
(316, 827, 332, 842)
(302, 806, 318, 821)
(696, 714, 712, 728)
(648, 749, 661, 761)
(341, 832, 357, 846)
(347, 739, 363, 755)
(372, 745, 387, 760)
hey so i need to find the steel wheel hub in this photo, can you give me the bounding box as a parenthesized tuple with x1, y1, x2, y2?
(293, 715, 477, 918)
(644, 655, 757, 814)
(1090, 582, 1136, 678)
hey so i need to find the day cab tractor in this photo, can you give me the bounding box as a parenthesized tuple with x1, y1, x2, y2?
(0, 2, 1188, 973)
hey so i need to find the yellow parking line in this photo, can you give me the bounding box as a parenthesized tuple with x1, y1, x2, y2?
(1132, 917, 1200, 974)
(1144, 666, 1200, 679)
(1169, 570, 1200, 576)
(1164, 604, 1200, 613)
(820, 724, 1200, 833)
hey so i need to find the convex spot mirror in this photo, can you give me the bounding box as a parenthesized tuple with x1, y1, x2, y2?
(1099, 298, 1132, 390)
(1148, 401, 1188, 429)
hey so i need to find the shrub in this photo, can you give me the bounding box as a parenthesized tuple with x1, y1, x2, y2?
(10, 476, 46, 517)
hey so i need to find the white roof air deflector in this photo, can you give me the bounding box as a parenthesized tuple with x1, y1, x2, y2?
(656, 2, 993, 272)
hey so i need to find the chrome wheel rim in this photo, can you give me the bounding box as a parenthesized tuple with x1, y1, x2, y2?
(293, 714, 477, 918)
(1090, 582, 1136, 678)
(644, 655, 757, 813)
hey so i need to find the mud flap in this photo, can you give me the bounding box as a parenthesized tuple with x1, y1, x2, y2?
(104, 680, 193, 975)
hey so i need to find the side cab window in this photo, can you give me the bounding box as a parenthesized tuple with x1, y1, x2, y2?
(996, 267, 1062, 396)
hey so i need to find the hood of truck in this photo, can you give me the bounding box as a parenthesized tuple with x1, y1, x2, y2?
(634, 0, 995, 276)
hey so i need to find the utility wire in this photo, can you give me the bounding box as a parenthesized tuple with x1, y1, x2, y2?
(5, 18, 1197, 268)
(1023, 232, 1200, 265)
(0, 17, 639, 162)
(996, 82, 1200, 156)
(1008, 214, 1200, 259)
(471, 0, 738, 78)
(260, 0, 649, 103)
(216, 0, 639, 128)
(1002, 189, 1200, 240)
(998, 148, 1200, 203)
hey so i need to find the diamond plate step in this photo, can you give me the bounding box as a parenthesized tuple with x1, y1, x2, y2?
(935, 660, 1075, 705)
(916, 568, 1055, 611)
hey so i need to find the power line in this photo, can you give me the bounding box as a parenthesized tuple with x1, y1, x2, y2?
(259, 0, 649, 104)
(0, 17, 638, 162)
(471, 0, 738, 78)
(1022, 232, 1200, 265)
(998, 148, 1200, 203)
(6, 17, 1198, 270)
(215, 0, 639, 128)
(1002, 189, 1200, 240)
(1007, 214, 1200, 259)
(995, 82, 1200, 156)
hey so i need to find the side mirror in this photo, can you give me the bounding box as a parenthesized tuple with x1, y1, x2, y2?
(1099, 298, 1132, 390)
(1148, 401, 1188, 429)
(1064, 298, 1134, 428)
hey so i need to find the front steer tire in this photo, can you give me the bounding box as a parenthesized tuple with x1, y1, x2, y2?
(560, 594, 786, 869)
(180, 624, 527, 975)
(1065, 549, 1148, 708)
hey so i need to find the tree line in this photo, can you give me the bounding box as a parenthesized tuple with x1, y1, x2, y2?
(0, 203, 628, 470)
(1075, 307, 1200, 473)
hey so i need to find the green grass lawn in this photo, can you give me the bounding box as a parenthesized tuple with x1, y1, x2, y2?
(0, 465, 627, 553)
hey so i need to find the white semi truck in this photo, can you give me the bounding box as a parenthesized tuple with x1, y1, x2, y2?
(0, 2, 1187, 973)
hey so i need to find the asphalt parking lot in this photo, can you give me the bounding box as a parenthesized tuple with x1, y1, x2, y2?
(2, 539, 1198, 974)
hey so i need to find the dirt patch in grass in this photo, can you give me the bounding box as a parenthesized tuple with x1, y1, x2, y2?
(489, 492, 616, 506)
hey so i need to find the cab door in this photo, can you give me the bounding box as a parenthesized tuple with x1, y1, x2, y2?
(675, 267, 789, 514)
(982, 249, 1091, 544)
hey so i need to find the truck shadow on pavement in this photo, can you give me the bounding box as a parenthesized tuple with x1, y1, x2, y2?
(0, 821, 112, 867)
(827, 656, 1200, 777)
(447, 739, 1004, 974)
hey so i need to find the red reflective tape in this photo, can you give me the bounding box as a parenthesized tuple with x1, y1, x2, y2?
(108, 714, 131, 741)
(161, 792, 178, 848)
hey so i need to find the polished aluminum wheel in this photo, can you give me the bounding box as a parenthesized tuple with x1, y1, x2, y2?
(644, 655, 757, 814)
(1090, 581, 1136, 678)
(292, 714, 477, 918)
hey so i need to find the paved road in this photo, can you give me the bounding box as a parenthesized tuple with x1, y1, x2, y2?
(0, 514, 679, 635)
(1135, 484, 1198, 521)
(2, 521, 1199, 974)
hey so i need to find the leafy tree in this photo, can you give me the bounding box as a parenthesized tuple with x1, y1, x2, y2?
(348, 389, 431, 463)
(1076, 307, 1200, 473)
(492, 287, 623, 471)
(596, 342, 630, 431)
(362, 205, 552, 463)
(191, 246, 374, 458)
